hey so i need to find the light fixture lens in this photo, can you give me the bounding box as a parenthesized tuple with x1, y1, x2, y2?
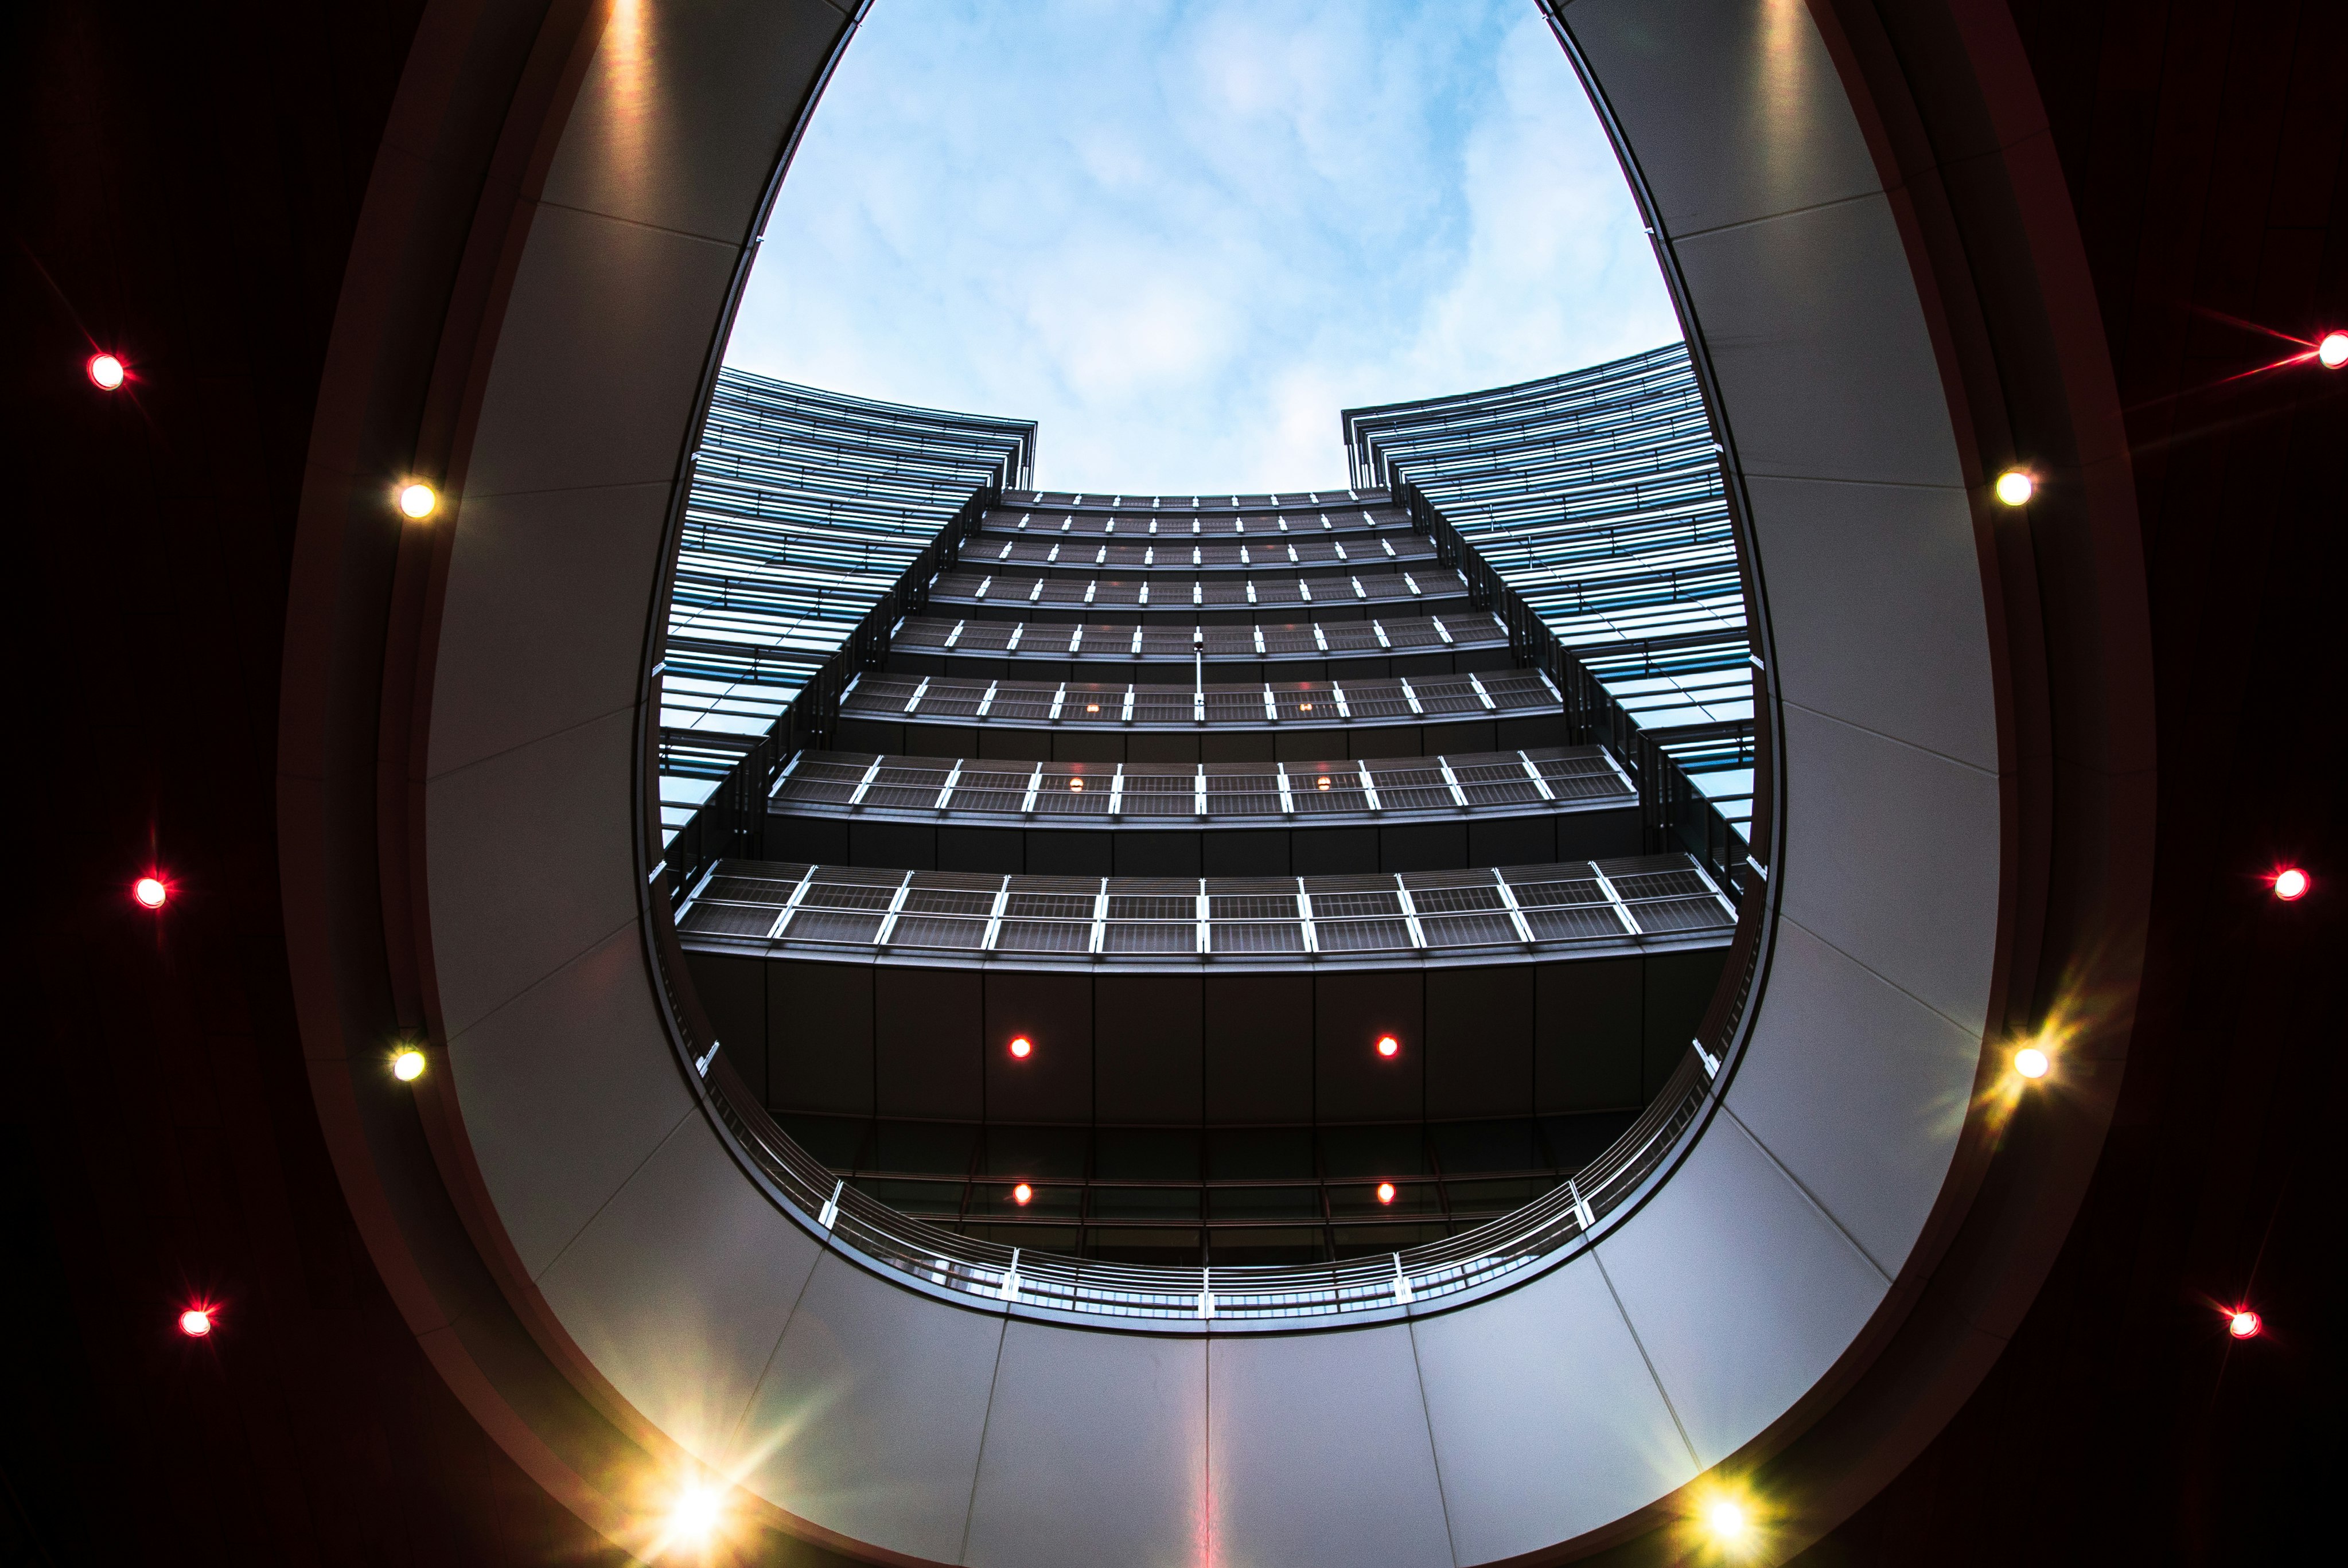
(669, 1483, 722, 1543)
(2319, 331, 2348, 369)
(87, 352, 126, 389)
(1008, 1035, 1032, 1060)
(1013, 1182, 1033, 1206)
(2013, 1046, 2050, 1080)
(1994, 470, 2035, 506)
(1376, 1034, 1400, 1059)
(1376, 1181, 1396, 1205)
(1704, 1500, 1750, 1543)
(178, 1308, 212, 1337)
(392, 1048, 427, 1082)
(397, 481, 438, 520)
(134, 876, 169, 910)
(1316, 775, 1331, 790)
(2228, 1309, 2263, 1339)
(2273, 867, 2310, 901)
(1068, 777, 1083, 791)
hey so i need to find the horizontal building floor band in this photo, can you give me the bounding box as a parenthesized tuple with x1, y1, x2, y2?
(827, 716, 1571, 767)
(1003, 489, 1380, 513)
(837, 669, 1563, 731)
(886, 612, 1510, 665)
(961, 534, 1438, 573)
(683, 949, 1723, 1179)
(772, 746, 1631, 826)
(676, 854, 1735, 970)
(765, 809, 1642, 880)
(925, 568, 1467, 615)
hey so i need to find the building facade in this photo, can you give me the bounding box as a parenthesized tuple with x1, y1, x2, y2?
(658, 369, 1036, 837)
(1343, 345, 1755, 834)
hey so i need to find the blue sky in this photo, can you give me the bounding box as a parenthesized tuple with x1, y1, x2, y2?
(725, 0, 1679, 494)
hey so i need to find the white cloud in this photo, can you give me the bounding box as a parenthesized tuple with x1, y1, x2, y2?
(725, 0, 1679, 493)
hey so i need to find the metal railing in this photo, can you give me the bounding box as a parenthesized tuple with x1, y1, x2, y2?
(675, 854, 1734, 965)
(698, 1042, 1713, 1324)
(766, 745, 1631, 827)
(1397, 479, 1756, 897)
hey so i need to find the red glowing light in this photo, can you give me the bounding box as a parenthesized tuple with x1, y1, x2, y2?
(2228, 1309, 2263, 1339)
(134, 876, 169, 910)
(88, 352, 127, 390)
(1376, 1034, 1400, 1059)
(1008, 1035, 1033, 1060)
(1013, 1182, 1033, 1206)
(1376, 1181, 1396, 1205)
(2320, 332, 2348, 369)
(2273, 867, 2310, 901)
(178, 1307, 213, 1337)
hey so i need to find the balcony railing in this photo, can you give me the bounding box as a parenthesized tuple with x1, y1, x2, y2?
(1396, 478, 1758, 898)
(695, 1038, 1716, 1325)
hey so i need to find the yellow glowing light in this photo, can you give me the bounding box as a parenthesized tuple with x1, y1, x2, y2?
(669, 1483, 723, 1545)
(1068, 777, 1084, 791)
(1994, 470, 2035, 507)
(1704, 1499, 1750, 1543)
(2012, 1045, 2049, 1081)
(392, 1048, 427, 1082)
(398, 481, 439, 520)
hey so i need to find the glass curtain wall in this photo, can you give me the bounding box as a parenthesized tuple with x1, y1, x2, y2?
(659, 369, 1036, 839)
(1341, 345, 1755, 832)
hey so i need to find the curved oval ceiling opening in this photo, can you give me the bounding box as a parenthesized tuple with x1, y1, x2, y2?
(656, 0, 1765, 1302)
(725, 0, 1679, 492)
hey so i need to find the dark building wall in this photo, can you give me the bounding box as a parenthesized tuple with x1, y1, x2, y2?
(683, 948, 1727, 1128)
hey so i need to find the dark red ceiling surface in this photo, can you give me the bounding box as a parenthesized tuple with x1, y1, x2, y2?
(1799, 3, 2348, 1563)
(2, 1, 2341, 1562)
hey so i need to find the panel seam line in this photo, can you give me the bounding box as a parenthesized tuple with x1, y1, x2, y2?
(1775, 908, 1985, 1041)
(1664, 186, 1878, 243)
(955, 1316, 1013, 1565)
(442, 911, 638, 1049)
(534, 196, 745, 249)
(723, 1242, 828, 1458)
(1594, 1248, 1700, 1469)
(426, 698, 639, 783)
(1720, 1103, 1895, 1283)
(1777, 697, 1997, 776)
(529, 1103, 696, 1285)
(1405, 1317, 1464, 1567)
